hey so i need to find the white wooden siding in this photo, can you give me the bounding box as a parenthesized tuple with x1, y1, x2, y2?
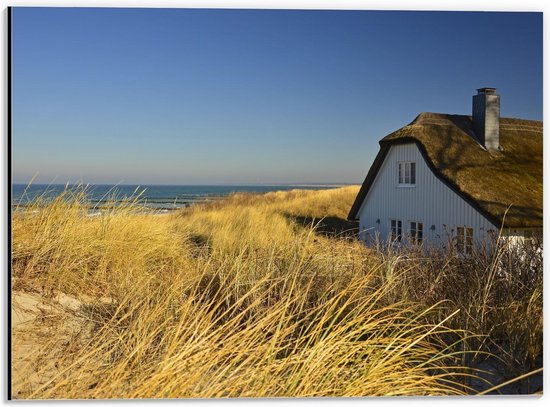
(357, 143, 498, 247)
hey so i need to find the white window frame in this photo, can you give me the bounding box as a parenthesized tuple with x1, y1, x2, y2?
(390, 219, 402, 242)
(397, 162, 416, 187)
(409, 221, 423, 245)
(456, 226, 474, 254)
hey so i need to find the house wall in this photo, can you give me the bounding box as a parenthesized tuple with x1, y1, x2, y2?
(357, 142, 498, 248)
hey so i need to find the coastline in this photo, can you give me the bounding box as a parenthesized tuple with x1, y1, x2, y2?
(11, 184, 354, 211)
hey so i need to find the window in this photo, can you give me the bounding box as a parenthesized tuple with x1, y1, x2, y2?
(398, 162, 416, 186)
(390, 219, 402, 242)
(456, 227, 473, 254)
(410, 221, 423, 244)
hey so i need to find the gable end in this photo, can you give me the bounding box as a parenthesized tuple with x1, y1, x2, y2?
(348, 138, 501, 228)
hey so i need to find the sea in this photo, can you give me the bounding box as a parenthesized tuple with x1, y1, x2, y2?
(11, 184, 347, 211)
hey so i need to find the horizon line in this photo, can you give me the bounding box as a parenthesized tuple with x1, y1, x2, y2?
(12, 182, 361, 187)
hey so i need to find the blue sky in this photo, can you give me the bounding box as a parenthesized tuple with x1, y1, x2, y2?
(12, 8, 542, 185)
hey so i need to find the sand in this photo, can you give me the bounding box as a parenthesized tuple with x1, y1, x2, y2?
(11, 290, 112, 399)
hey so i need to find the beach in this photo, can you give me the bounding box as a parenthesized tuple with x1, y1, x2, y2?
(11, 186, 542, 397)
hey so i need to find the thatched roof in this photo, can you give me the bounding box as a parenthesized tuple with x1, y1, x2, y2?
(348, 112, 543, 228)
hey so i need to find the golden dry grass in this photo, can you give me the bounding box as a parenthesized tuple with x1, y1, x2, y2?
(11, 185, 542, 398)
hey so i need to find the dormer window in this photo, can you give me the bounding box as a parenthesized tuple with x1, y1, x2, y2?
(398, 162, 416, 186)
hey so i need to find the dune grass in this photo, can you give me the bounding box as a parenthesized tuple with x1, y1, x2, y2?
(11, 186, 542, 398)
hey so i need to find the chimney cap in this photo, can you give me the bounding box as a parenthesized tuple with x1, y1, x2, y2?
(477, 87, 497, 95)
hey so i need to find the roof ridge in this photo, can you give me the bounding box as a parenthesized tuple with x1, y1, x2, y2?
(413, 112, 542, 123)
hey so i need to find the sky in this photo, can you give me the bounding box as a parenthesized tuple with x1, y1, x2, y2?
(11, 8, 543, 185)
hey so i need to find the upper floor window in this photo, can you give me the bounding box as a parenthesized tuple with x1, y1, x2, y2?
(456, 226, 474, 254)
(398, 162, 416, 186)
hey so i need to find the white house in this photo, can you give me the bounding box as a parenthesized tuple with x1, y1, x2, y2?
(348, 88, 542, 253)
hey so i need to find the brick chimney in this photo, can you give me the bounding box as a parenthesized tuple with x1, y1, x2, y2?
(472, 88, 500, 151)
